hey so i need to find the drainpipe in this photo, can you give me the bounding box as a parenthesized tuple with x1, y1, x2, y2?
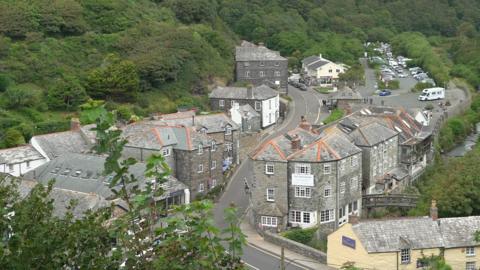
(335, 161, 339, 230)
(396, 250, 399, 270)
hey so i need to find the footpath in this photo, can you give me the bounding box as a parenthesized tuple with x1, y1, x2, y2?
(241, 215, 334, 270)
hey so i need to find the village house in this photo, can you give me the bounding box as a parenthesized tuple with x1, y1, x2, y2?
(302, 54, 348, 86)
(250, 118, 363, 231)
(235, 41, 288, 91)
(230, 103, 261, 133)
(25, 153, 189, 212)
(328, 202, 480, 270)
(0, 145, 47, 177)
(209, 84, 280, 128)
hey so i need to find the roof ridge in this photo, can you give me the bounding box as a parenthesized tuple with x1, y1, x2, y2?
(151, 128, 164, 147)
(270, 141, 287, 160)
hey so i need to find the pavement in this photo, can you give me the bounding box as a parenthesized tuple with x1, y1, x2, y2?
(240, 215, 334, 270)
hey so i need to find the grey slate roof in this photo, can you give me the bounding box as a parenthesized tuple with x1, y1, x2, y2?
(308, 60, 330, 70)
(302, 55, 321, 66)
(352, 217, 444, 253)
(239, 104, 260, 120)
(0, 145, 45, 164)
(236, 41, 286, 61)
(25, 153, 187, 201)
(153, 113, 239, 133)
(209, 85, 279, 100)
(31, 131, 91, 159)
(348, 121, 398, 146)
(439, 216, 480, 248)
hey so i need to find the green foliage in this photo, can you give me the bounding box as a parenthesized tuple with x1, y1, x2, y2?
(282, 227, 317, 245)
(0, 74, 12, 92)
(46, 76, 88, 110)
(378, 80, 400, 90)
(412, 82, 435, 92)
(166, 0, 218, 24)
(339, 64, 365, 87)
(324, 108, 345, 124)
(86, 55, 139, 102)
(2, 85, 41, 109)
(2, 128, 25, 147)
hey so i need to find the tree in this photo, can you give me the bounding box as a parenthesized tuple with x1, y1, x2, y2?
(46, 76, 88, 110)
(168, 0, 219, 24)
(0, 74, 12, 92)
(2, 128, 25, 147)
(2, 85, 40, 109)
(339, 64, 365, 87)
(86, 55, 139, 102)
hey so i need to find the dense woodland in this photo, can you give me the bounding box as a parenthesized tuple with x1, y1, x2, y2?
(1, 0, 480, 147)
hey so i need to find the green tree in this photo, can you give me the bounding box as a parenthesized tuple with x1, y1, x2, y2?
(168, 0, 218, 24)
(0, 74, 12, 92)
(2, 128, 25, 147)
(86, 55, 140, 102)
(46, 76, 88, 110)
(2, 85, 40, 109)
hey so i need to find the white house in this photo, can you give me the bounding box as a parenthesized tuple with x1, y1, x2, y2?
(302, 54, 348, 86)
(0, 145, 48, 177)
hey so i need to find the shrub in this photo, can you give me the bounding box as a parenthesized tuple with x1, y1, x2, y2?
(2, 128, 25, 147)
(412, 82, 434, 92)
(34, 120, 70, 135)
(2, 85, 40, 109)
(324, 108, 345, 124)
(282, 227, 317, 245)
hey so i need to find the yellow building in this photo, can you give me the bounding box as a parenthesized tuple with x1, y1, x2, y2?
(327, 215, 480, 270)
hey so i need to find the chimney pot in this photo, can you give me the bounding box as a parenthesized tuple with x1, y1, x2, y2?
(299, 116, 312, 131)
(291, 134, 301, 150)
(430, 200, 438, 221)
(70, 118, 81, 131)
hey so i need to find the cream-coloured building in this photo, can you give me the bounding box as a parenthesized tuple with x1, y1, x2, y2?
(302, 54, 348, 86)
(327, 209, 480, 270)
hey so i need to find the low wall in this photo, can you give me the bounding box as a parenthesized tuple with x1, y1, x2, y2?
(263, 230, 327, 263)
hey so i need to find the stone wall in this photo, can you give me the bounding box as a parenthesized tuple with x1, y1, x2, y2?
(236, 60, 288, 90)
(262, 230, 327, 263)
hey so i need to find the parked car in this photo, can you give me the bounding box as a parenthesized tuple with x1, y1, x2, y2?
(379, 89, 392, 96)
(297, 83, 307, 91)
(398, 73, 408, 78)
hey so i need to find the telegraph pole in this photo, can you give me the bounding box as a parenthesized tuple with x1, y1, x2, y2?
(280, 246, 285, 270)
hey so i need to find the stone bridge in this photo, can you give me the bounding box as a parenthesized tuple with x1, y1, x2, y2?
(362, 194, 419, 209)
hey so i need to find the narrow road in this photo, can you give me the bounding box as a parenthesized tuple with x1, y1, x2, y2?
(213, 85, 327, 270)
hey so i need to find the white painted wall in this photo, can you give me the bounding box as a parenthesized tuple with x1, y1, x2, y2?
(0, 158, 47, 177)
(315, 62, 346, 80)
(261, 95, 279, 128)
(229, 103, 242, 126)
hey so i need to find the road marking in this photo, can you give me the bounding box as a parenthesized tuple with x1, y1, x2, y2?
(247, 244, 310, 270)
(314, 92, 323, 124)
(244, 261, 260, 270)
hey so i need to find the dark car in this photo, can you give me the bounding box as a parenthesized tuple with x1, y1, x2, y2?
(379, 89, 392, 96)
(297, 83, 307, 91)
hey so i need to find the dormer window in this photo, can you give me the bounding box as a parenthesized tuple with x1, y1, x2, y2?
(198, 144, 203, 154)
(225, 126, 232, 135)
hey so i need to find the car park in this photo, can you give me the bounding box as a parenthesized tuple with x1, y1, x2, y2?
(379, 89, 392, 96)
(398, 73, 408, 78)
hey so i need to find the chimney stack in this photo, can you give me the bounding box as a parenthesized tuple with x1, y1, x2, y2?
(291, 134, 301, 151)
(70, 118, 81, 131)
(247, 86, 253, 99)
(430, 200, 438, 221)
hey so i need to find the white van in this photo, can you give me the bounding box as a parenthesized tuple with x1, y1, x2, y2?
(418, 87, 445, 101)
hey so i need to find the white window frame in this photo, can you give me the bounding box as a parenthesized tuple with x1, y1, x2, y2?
(274, 70, 281, 77)
(259, 71, 265, 77)
(320, 209, 335, 223)
(466, 247, 475, 257)
(295, 163, 311, 175)
(197, 164, 204, 173)
(212, 179, 217, 188)
(351, 155, 358, 167)
(265, 163, 274, 175)
(303, 212, 311, 224)
(199, 183, 204, 192)
(340, 182, 346, 194)
(225, 142, 233, 151)
(255, 101, 261, 111)
(324, 164, 331, 175)
(198, 144, 203, 155)
(162, 148, 171, 157)
(290, 210, 301, 223)
(225, 126, 232, 135)
(350, 176, 358, 191)
(211, 141, 216, 151)
(400, 248, 410, 264)
(324, 186, 332, 197)
(261, 216, 277, 227)
(466, 262, 476, 270)
(294, 186, 311, 198)
(266, 188, 275, 202)
(211, 160, 217, 170)
(219, 100, 225, 107)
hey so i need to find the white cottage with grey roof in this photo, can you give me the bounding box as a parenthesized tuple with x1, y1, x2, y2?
(0, 145, 47, 177)
(302, 54, 348, 86)
(209, 84, 279, 128)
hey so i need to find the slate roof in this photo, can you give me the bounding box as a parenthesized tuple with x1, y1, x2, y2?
(152, 113, 239, 133)
(252, 128, 320, 161)
(25, 153, 186, 201)
(302, 55, 331, 69)
(348, 121, 398, 146)
(238, 104, 260, 120)
(209, 85, 279, 100)
(302, 55, 321, 66)
(289, 126, 361, 162)
(308, 60, 330, 70)
(439, 216, 480, 248)
(352, 217, 444, 253)
(18, 179, 111, 218)
(0, 145, 45, 164)
(31, 131, 91, 159)
(235, 41, 286, 61)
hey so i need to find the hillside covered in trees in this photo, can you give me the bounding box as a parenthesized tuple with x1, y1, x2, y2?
(1, 0, 480, 148)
